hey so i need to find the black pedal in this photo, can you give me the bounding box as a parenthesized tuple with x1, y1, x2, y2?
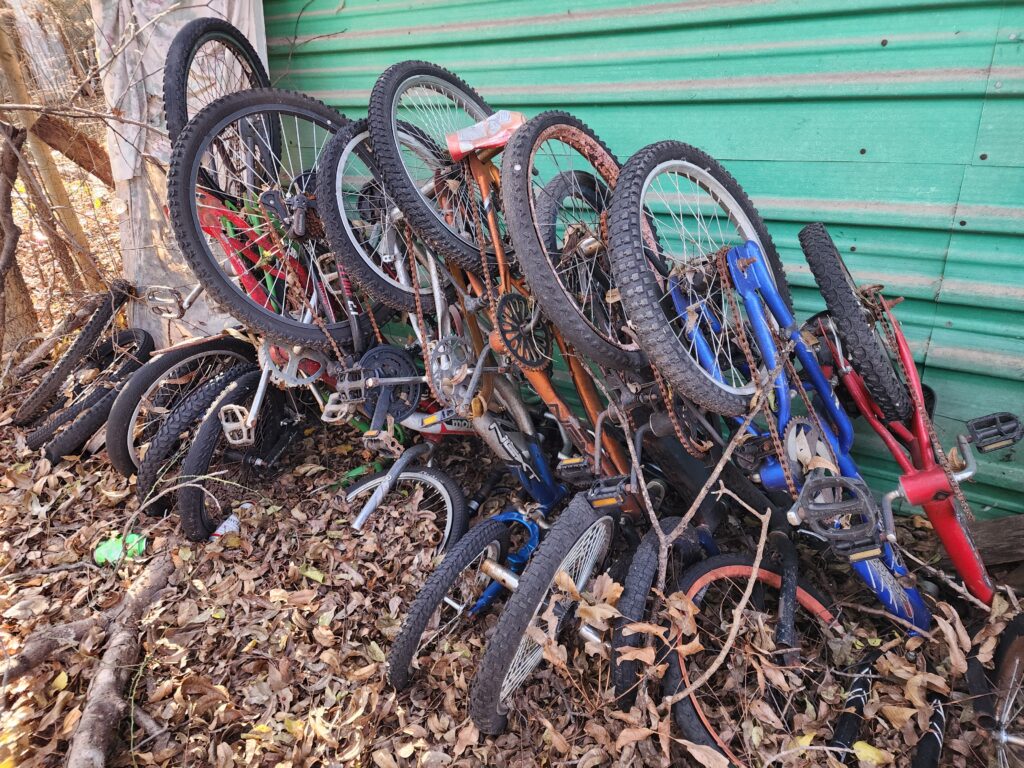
(795, 473, 884, 562)
(586, 475, 630, 511)
(556, 456, 595, 487)
(966, 411, 1022, 454)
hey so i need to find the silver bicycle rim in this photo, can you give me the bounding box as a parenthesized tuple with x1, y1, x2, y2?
(389, 73, 490, 249)
(641, 158, 769, 397)
(337, 128, 435, 299)
(126, 349, 249, 467)
(345, 470, 456, 553)
(498, 515, 614, 706)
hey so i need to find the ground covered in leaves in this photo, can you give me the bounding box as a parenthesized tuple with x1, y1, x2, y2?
(0, 393, 1017, 766)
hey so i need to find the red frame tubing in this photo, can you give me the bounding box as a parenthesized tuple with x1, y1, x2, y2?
(832, 309, 995, 604)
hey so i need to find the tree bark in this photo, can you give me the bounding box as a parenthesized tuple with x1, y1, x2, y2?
(29, 113, 113, 189)
(0, 120, 37, 356)
(65, 552, 176, 768)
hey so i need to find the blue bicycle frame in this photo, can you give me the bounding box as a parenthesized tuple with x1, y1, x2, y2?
(676, 240, 931, 632)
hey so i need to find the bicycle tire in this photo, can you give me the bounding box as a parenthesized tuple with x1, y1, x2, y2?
(135, 362, 257, 516)
(800, 222, 911, 423)
(344, 465, 469, 554)
(41, 329, 154, 460)
(163, 17, 270, 142)
(26, 329, 153, 451)
(470, 495, 615, 734)
(501, 110, 644, 371)
(388, 517, 510, 691)
(13, 281, 132, 426)
(609, 141, 790, 417)
(611, 517, 702, 710)
(990, 614, 1024, 767)
(167, 89, 387, 352)
(106, 334, 256, 477)
(317, 118, 439, 313)
(367, 60, 495, 274)
(662, 553, 835, 764)
(177, 370, 285, 541)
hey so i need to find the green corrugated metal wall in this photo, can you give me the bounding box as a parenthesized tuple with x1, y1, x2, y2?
(264, 0, 1024, 518)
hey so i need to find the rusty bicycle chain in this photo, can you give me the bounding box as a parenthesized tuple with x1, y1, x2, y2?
(403, 222, 443, 404)
(714, 247, 800, 500)
(258, 199, 350, 367)
(869, 289, 975, 520)
(648, 362, 709, 460)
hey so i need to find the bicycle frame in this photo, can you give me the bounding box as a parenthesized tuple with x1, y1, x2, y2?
(680, 240, 932, 631)
(823, 297, 995, 605)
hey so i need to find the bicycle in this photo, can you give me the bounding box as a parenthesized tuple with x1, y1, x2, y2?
(606, 139, 1022, 764)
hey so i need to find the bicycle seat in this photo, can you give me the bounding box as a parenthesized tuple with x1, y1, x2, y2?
(446, 110, 527, 161)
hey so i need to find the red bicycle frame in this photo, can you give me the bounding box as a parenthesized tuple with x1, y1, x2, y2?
(825, 303, 994, 604)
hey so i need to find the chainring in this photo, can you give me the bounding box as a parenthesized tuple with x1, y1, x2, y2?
(358, 344, 422, 423)
(495, 292, 551, 371)
(783, 416, 836, 486)
(428, 334, 475, 408)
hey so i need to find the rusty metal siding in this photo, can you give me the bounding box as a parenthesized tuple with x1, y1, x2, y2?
(264, 0, 1024, 517)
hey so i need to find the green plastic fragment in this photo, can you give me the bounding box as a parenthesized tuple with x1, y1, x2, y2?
(94, 533, 147, 565)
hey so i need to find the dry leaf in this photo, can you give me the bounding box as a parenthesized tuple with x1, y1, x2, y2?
(680, 739, 729, 768)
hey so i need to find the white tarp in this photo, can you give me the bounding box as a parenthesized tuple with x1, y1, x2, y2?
(90, 0, 267, 344)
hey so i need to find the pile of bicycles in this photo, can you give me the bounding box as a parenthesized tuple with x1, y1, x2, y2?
(14, 19, 1023, 764)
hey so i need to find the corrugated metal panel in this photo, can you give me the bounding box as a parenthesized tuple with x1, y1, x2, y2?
(264, 0, 1024, 517)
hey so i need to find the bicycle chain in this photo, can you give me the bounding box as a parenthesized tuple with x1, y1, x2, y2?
(404, 222, 443, 404)
(648, 361, 709, 460)
(714, 247, 800, 499)
(868, 289, 974, 520)
(258, 199, 349, 367)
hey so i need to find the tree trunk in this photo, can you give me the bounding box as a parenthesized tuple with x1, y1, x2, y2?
(1, 260, 39, 356)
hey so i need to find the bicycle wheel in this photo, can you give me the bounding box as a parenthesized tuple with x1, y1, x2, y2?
(609, 141, 789, 417)
(991, 614, 1024, 768)
(135, 362, 257, 516)
(611, 517, 702, 710)
(167, 89, 386, 351)
(662, 553, 837, 766)
(13, 281, 132, 427)
(800, 223, 912, 423)
(177, 370, 286, 541)
(27, 329, 155, 457)
(106, 334, 256, 477)
(163, 17, 270, 142)
(388, 517, 510, 691)
(344, 466, 469, 554)
(470, 496, 615, 734)
(317, 118, 438, 312)
(501, 110, 644, 370)
(367, 60, 505, 274)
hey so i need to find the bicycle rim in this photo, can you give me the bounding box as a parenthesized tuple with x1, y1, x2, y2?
(345, 471, 456, 554)
(641, 159, 769, 397)
(336, 126, 435, 301)
(994, 625, 1024, 767)
(184, 33, 265, 126)
(527, 130, 637, 354)
(675, 563, 836, 766)
(498, 516, 614, 706)
(388, 74, 500, 253)
(127, 349, 251, 467)
(187, 102, 370, 337)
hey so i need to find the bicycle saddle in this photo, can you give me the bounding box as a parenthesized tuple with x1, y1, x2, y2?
(446, 110, 527, 161)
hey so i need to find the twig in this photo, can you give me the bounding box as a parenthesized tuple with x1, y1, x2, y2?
(659, 493, 773, 711)
(1, 561, 99, 580)
(836, 600, 935, 639)
(898, 545, 991, 613)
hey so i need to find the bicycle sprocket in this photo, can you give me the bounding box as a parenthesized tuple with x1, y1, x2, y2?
(495, 292, 551, 371)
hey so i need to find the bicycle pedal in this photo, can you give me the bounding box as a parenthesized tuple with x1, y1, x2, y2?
(791, 474, 884, 562)
(322, 370, 368, 424)
(361, 429, 404, 458)
(586, 475, 630, 511)
(966, 411, 1022, 454)
(219, 404, 255, 447)
(556, 456, 595, 487)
